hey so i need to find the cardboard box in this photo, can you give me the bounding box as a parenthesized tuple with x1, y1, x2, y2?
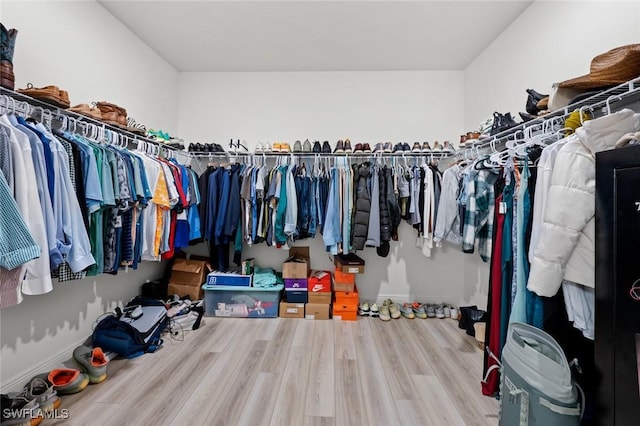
(333, 281, 355, 293)
(334, 253, 365, 274)
(279, 301, 305, 319)
(305, 303, 331, 320)
(334, 269, 355, 285)
(171, 258, 211, 287)
(206, 271, 252, 287)
(308, 292, 332, 304)
(286, 290, 308, 303)
(168, 282, 203, 301)
(284, 278, 308, 291)
(308, 270, 332, 292)
(335, 286, 359, 307)
(283, 246, 310, 279)
(333, 305, 358, 321)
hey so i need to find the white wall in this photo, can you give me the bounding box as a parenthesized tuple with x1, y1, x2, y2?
(464, 0, 640, 131)
(0, 1, 178, 391)
(178, 71, 490, 308)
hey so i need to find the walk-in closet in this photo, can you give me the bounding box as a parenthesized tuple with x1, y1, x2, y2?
(1, 1, 640, 425)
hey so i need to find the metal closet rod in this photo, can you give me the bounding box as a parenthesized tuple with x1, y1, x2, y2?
(0, 87, 178, 151)
(439, 77, 640, 169)
(188, 151, 453, 158)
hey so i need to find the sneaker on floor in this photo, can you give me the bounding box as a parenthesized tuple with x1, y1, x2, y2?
(411, 302, 428, 319)
(359, 300, 370, 317)
(426, 304, 436, 318)
(370, 303, 380, 318)
(449, 305, 459, 320)
(48, 368, 89, 395)
(400, 303, 416, 319)
(1, 393, 41, 425)
(385, 299, 401, 319)
(435, 304, 446, 319)
(73, 345, 108, 384)
(379, 303, 391, 321)
(25, 375, 61, 413)
(443, 304, 451, 318)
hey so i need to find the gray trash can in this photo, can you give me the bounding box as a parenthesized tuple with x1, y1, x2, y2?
(499, 322, 582, 426)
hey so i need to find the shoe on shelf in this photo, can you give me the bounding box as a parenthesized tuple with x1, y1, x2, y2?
(359, 300, 370, 316)
(402, 142, 411, 152)
(48, 368, 89, 395)
(344, 139, 352, 153)
(281, 143, 291, 153)
(362, 143, 372, 153)
(392, 143, 403, 153)
(459, 135, 467, 149)
(373, 143, 383, 153)
(400, 303, 416, 319)
(353, 143, 363, 153)
(411, 302, 428, 319)
(272, 142, 282, 153)
(426, 304, 436, 318)
(411, 142, 422, 153)
(334, 140, 345, 154)
(312, 141, 321, 153)
(435, 304, 446, 319)
(384, 299, 401, 319)
(255, 142, 264, 153)
(73, 345, 109, 384)
(263, 142, 272, 153)
(421, 142, 432, 153)
(293, 140, 302, 152)
(303, 139, 312, 152)
(443, 141, 456, 154)
(322, 141, 332, 154)
(370, 303, 380, 317)
(68, 104, 102, 120)
(432, 141, 443, 153)
(383, 142, 393, 153)
(379, 303, 391, 321)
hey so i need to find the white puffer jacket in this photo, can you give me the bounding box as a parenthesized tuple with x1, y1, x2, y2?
(527, 109, 640, 297)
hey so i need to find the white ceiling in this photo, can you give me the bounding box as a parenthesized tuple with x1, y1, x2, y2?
(99, 0, 533, 72)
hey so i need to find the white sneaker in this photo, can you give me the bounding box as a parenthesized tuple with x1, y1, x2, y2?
(263, 142, 272, 153)
(449, 305, 459, 320)
(443, 304, 451, 318)
(370, 303, 380, 318)
(435, 304, 445, 319)
(359, 301, 370, 316)
(255, 142, 264, 153)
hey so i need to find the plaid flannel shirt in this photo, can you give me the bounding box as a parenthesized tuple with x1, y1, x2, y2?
(462, 169, 498, 262)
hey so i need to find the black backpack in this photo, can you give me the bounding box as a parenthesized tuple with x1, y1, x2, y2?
(92, 297, 169, 359)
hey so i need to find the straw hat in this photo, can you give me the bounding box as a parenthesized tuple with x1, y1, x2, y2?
(559, 44, 640, 89)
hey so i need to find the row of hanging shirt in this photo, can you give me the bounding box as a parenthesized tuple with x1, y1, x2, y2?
(0, 109, 201, 309)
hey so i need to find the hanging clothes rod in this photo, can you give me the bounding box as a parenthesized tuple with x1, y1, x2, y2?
(439, 77, 640, 169)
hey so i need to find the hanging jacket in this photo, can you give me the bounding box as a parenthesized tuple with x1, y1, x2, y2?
(528, 109, 640, 297)
(365, 164, 380, 248)
(385, 167, 401, 240)
(379, 167, 391, 242)
(351, 162, 371, 250)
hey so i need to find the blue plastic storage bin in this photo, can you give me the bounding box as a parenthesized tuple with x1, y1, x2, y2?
(202, 284, 283, 318)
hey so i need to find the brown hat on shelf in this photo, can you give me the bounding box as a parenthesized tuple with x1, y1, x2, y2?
(558, 44, 640, 89)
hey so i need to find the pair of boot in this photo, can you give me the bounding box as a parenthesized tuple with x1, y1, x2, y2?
(1, 23, 18, 90)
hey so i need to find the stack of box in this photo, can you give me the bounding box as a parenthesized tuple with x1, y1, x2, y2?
(280, 247, 310, 318)
(333, 253, 365, 321)
(168, 258, 211, 301)
(305, 270, 332, 320)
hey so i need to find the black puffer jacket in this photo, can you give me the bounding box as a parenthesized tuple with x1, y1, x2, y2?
(379, 167, 391, 242)
(385, 167, 401, 240)
(351, 162, 371, 250)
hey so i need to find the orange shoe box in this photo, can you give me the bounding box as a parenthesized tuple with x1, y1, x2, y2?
(334, 285, 358, 307)
(334, 268, 355, 285)
(333, 305, 358, 321)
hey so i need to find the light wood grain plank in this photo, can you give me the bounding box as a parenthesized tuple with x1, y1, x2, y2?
(303, 416, 336, 426)
(395, 399, 434, 426)
(206, 317, 251, 352)
(335, 359, 367, 426)
(354, 333, 401, 425)
(270, 346, 312, 426)
(260, 319, 297, 373)
(333, 321, 357, 360)
(254, 317, 283, 341)
(369, 320, 416, 400)
(412, 375, 466, 426)
(292, 318, 314, 347)
(236, 372, 280, 426)
(304, 321, 335, 417)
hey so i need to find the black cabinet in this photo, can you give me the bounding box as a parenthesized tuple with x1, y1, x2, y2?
(595, 146, 640, 425)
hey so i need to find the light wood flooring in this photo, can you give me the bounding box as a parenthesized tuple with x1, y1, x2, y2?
(51, 316, 499, 425)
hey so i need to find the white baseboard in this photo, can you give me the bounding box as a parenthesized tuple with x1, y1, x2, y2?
(373, 295, 466, 307)
(1, 337, 89, 393)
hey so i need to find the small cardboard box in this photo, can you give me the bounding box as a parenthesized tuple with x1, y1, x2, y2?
(280, 301, 305, 319)
(308, 292, 332, 304)
(308, 270, 332, 292)
(206, 271, 252, 287)
(168, 282, 203, 301)
(286, 290, 308, 303)
(334, 253, 365, 274)
(284, 278, 308, 291)
(283, 246, 310, 279)
(305, 303, 331, 320)
(171, 258, 211, 287)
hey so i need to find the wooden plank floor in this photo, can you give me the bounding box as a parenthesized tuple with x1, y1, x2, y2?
(49, 317, 499, 425)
